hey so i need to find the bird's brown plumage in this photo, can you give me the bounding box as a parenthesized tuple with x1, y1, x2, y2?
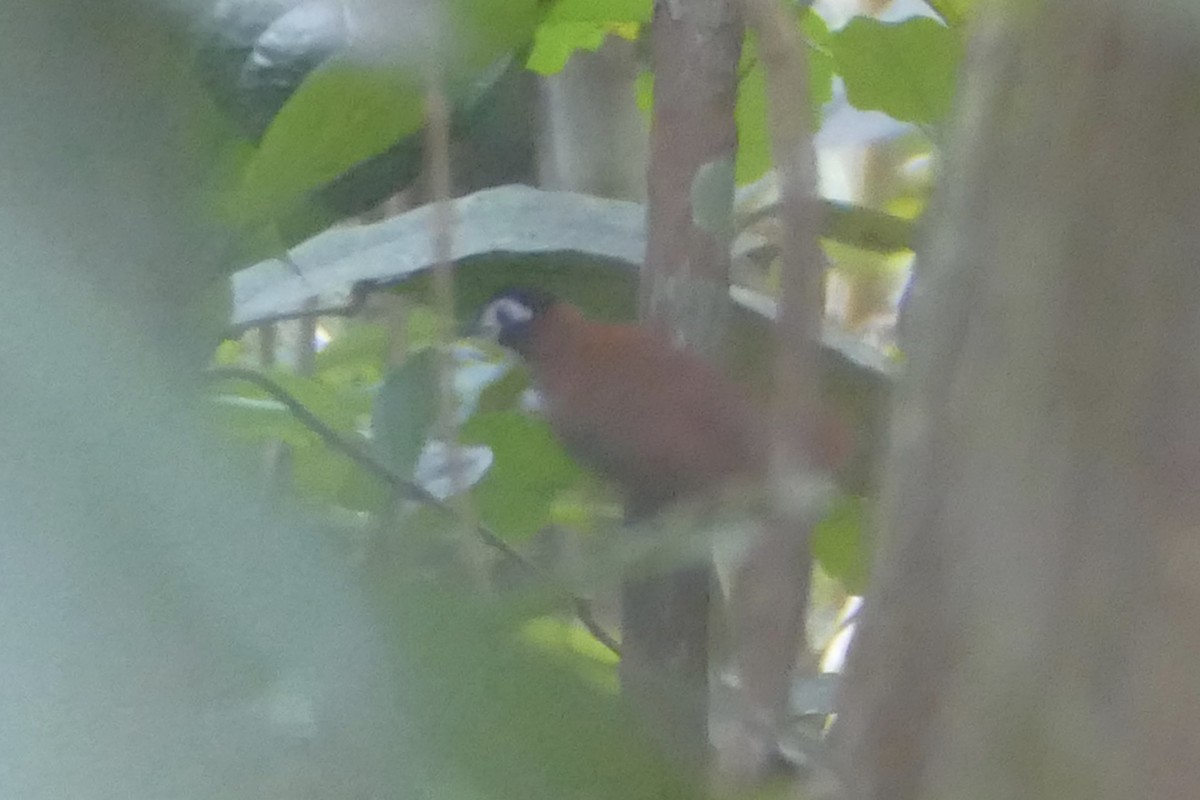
(483, 291, 850, 519)
(521, 303, 768, 517)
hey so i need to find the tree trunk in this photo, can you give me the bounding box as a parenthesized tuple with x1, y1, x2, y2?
(625, 0, 742, 770)
(835, 4, 1200, 800)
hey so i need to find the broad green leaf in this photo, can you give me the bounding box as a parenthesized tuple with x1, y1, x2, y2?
(334, 462, 393, 512)
(290, 442, 392, 513)
(292, 441, 354, 503)
(211, 338, 243, 366)
(475, 362, 531, 414)
(548, 483, 620, 534)
(374, 580, 696, 800)
(206, 395, 316, 447)
(527, 0, 644, 77)
(462, 411, 584, 540)
(232, 62, 424, 223)
(212, 370, 365, 433)
(830, 17, 963, 125)
(520, 616, 619, 693)
(544, 0, 651, 23)
(447, 0, 541, 72)
(527, 22, 609, 75)
(736, 58, 771, 185)
(802, 9, 835, 110)
(525, 15, 638, 74)
(926, 0, 974, 26)
(811, 493, 872, 594)
(372, 349, 441, 479)
(314, 322, 387, 386)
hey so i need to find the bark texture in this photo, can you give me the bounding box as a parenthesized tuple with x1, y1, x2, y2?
(624, 0, 742, 770)
(720, 0, 829, 785)
(835, 5, 1200, 800)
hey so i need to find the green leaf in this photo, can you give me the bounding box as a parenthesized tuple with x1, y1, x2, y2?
(830, 16, 963, 125)
(372, 349, 441, 479)
(290, 442, 392, 513)
(926, 0, 973, 26)
(527, 22, 609, 75)
(231, 62, 424, 223)
(211, 338, 244, 366)
(374, 580, 696, 800)
(447, 0, 541, 72)
(812, 494, 872, 594)
(519, 616, 619, 693)
(735, 54, 771, 185)
(206, 395, 316, 447)
(211, 370, 365, 434)
(802, 9, 835, 110)
(527, 0, 648, 77)
(314, 322, 387, 386)
(461, 412, 584, 541)
(475, 363, 531, 414)
(544, 0, 651, 23)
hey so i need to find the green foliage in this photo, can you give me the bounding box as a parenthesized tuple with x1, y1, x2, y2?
(376, 580, 694, 800)
(830, 17, 964, 125)
(447, 0, 542, 72)
(927, 0, 975, 26)
(293, 439, 391, 513)
(208, 394, 315, 447)
(313, 323, 388, 387)
(734, 58, 771, 185)
(229, 62, 424, 224)
(812, 494, 872, 594)
(527, 0, 649, 75)
(372, 349, 442, 480)
(520, 615, 620, 693)
(801, 5, 836, 109)
(736, 8, 834, 185)
(476, 362, 533, 413)
(528, 22, 618, 75)
(545, 0, 652, 23)
(461, 411, 585, 541)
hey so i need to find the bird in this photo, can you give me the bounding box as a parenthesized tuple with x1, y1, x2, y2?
(476, 287, 848, 520)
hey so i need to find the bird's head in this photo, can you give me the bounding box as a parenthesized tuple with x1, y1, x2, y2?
(475, 286, 557, 356)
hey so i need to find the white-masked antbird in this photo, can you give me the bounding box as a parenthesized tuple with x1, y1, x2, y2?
(477, 287, 848, 519)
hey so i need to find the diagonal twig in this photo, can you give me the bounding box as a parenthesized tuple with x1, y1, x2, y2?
(206, 365, 621, 656)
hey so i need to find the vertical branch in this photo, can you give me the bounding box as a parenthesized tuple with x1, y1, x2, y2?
(424, 82, 461, 492)
(640, 0, 743, 356)
(628, 0, 743, 771)
(725, 0, 829, 783)
(259, 298, 320, 504)
(424, 78, 480, 574)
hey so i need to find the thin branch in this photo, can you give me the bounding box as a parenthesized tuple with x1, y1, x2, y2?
(424, 80, 468, 508)
(205, 365, 621, 656)
(722, 0, 831, 784)
(737, 198, 916, 254)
